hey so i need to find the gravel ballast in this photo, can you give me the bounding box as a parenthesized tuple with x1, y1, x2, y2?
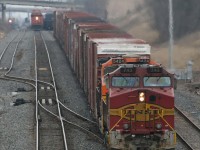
(1, 30, 199, 150)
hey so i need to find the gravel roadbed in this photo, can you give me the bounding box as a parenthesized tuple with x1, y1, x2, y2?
(1, 30, 199, 150)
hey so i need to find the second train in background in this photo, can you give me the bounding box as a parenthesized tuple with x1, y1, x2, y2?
(31, 10, 43, 30)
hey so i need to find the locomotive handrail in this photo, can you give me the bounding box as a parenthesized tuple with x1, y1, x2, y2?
(109, 108, 165, 132)
(158, 112, 177, 145)
(109, 110, 128, 132)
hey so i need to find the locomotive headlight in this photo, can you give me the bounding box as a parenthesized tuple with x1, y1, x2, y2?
(36, 17, 39, 20)
(139, 92, 145, 102)
(156, 123, 162, 129)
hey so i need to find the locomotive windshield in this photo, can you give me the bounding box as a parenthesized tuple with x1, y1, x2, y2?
(112, 76, 139, 87)
(143, 76, 171, 87)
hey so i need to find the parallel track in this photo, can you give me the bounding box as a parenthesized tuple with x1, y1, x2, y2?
(175, 106, 200, 150)
(0, 30, 104, 149)
(34, 31, 68, 150)
(0, 30, 25, 76)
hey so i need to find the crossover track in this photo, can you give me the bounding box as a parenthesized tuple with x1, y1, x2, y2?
(175, 106, 200, 150)
(0, 30, 104, 150)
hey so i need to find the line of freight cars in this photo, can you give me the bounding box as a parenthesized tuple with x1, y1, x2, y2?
(54, 11, 176, 150)
(31, 10, 53, 30)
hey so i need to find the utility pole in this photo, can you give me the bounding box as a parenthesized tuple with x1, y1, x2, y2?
(169, 0, 174, 69)
(1, 4, 6, 23)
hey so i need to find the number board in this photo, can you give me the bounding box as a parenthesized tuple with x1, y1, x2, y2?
(112, 59, 125, 64)
(120, 68, 136, 73)
(147, 67, 162, 73)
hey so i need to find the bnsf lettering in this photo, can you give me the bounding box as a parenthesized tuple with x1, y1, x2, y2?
(135, 110, 155, 115)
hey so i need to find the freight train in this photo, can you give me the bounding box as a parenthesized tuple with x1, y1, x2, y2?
(54, 11, 176, 150)
(31, 10, 43, 30)
(43, 13, 53, 30)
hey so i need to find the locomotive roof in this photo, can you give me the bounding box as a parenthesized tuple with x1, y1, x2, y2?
(31, 10, 42, 15)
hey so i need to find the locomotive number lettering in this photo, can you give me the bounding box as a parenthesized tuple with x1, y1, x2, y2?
(112, 59, 125, 64)
(135, 110, 155, 115)
(148, 67, 162, 73)
(120, 68, 135, 73)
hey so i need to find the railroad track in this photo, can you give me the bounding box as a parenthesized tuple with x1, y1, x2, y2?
(175, 106, 200, 150)
(0, 30, 25, 76)
(34, 31, 68, 150)
(0, 30, 104, 149)
(0, 30, 36, 88)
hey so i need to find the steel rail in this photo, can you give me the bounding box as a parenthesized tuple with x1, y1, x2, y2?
(175, 106, 200, 150)
(175, 106, 200, 132)
(176, 132, 194, 150)
(5, 73, 55, 89)
(4, 71, 97, 128)
(34, 34, 39, 150)
(38, 101, 104, 144)
(59, 101, 97, 125)
(40, 31, 68, 150)
(0, 76, 35, 88)
(0, 30, 101, 150)
(0, 31, 19, 63)
(5, 30, 26, 75)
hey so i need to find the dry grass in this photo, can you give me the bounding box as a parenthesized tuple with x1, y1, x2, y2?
(152, 32, 200, 70)
(107, 0, 145, 19)
(107, 1, 200, 71)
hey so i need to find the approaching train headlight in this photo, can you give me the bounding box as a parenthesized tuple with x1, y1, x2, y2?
(36, 17, 39, 20)
(8, 19, 12, 23)
(139, 92, 145, 102)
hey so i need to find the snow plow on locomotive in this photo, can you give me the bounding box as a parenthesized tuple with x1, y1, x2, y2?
(53, 11, 176, 150)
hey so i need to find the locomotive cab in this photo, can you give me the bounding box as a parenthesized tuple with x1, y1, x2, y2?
(100, 64, 176, 150)
(31, 10, 43, 30)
